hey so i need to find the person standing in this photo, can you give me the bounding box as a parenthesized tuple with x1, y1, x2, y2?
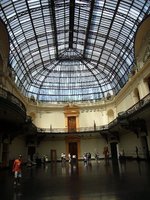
(12, 155, 22, 186)
(68, 153, 71, 163)
(103, 146, 109, 164)
(135, 146, 139, 159)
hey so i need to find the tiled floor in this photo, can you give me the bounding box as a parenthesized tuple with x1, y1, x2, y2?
(0, 159, 150, 200)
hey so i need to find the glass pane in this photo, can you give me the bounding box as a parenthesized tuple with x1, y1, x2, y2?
(0, 0, 149, 102)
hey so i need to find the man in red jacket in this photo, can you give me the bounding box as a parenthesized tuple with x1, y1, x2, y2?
(12, 155, 22, 186)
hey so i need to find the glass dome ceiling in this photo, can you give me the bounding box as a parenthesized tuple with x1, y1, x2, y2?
(0, 0, 150, 102)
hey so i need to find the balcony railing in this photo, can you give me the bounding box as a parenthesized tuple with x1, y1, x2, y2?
(126, 93, 150, 116)
(1, 87, 149, 136)
(109, 92, 150, 128)
(37, 125, 109, 134)
(0, 87, 26, 113)
(37, 93, 150, 134)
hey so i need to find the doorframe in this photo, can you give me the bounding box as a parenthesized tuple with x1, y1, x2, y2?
(64, 104, 80, 132)
(50, 149, 57, 162)
(68, 116, 77, 132)
(65, 136, 81, 160)
(68, 142, 78, 159)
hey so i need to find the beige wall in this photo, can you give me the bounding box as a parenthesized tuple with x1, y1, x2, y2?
(80, 137, 106, 159)
(119, 133, 141, 158)
(28, 136, 107, 161)
(30, 105, 114, 129)
(37, 139, 65, 161)
(34, 111, 65, 129)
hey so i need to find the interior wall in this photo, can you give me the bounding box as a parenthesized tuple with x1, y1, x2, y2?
(34, 111, 65, 129)
(80, 137, 106, 159)
(119, 132, 143, 158)
(36, 139, 65, 161)
(79, 109, 108, 127)
(34, 136, 107, 161)
(145, 118, 150, 149)
(9, 136, 27, 161)
(32, 108, 113, 129)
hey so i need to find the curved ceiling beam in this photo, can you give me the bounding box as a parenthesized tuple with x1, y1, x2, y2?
(96, 0, 121, 68)
(69, 0, 75, 48)
(49, 0, 58, 59)
(83, 0, 95, 57)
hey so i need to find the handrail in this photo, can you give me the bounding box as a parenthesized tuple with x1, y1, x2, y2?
(126, 93, 150, 116)
(37, 93, 150, 134)
(1, 86, 149, 134)
(109, 92, 150, 127)
(0, 87, 26, 113)
(37, 125, 109, 134)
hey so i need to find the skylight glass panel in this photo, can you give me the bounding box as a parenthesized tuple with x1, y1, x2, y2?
(0, 0, 149, 102)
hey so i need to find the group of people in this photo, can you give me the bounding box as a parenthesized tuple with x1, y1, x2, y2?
(61, 153, 77, 164)
(83, 152, 92, 164)
(11, 147, 110, 186)
(61, 153, 66, 163)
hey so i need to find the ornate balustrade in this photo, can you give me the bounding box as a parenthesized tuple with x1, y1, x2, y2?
(37, 125, 109, 134)
(126, 93, 150, 116)
(109, 92, 150, 128)
(0, 87, 26, 113)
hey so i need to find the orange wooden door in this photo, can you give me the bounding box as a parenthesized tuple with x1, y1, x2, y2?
(69, 142, 78, 159)
(68, 116, 76, 132)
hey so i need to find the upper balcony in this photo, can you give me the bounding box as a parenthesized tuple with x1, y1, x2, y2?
(0, 87, 27, 133)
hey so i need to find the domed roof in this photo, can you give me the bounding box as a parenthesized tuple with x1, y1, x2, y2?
(0, 0, 150, 102)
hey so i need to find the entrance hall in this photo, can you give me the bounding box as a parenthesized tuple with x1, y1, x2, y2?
(0, 2, 150, 200)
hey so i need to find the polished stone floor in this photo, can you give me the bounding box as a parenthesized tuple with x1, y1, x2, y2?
(0, 159, 150, 200)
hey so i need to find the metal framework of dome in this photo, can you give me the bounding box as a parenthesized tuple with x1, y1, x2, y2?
(0, 0, 150, 102)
